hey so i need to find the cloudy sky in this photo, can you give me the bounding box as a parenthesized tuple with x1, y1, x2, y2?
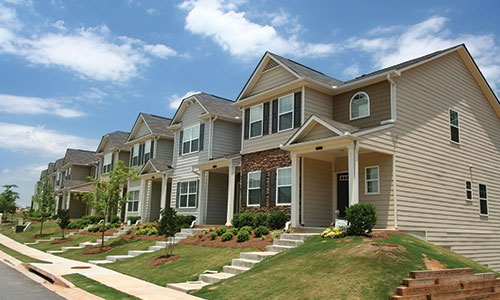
(1, 0, 499, 206)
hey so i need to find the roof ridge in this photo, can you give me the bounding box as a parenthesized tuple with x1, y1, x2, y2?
(269, 52, 330, 77)
(141, 112, 172, 121)
(66, 148, 95, 153)
(202, 92, 234, 103)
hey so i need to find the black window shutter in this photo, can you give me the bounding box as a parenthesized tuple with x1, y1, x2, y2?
(260, 170, 267, 207)
(179, 130, 183, 156)
(241, 173, 247, 207)
(271, 99, 278, 133)
(263, 102, 270, 135)
(199, 123, 205, 151)
(176, 182, 180, 208)
(294, 91, 302, 128)
(150, 140, 154, 158)
(111, 153, 114, 171)
(139, 144, 144, 165)
(244, 109, 250, 140)
(196, 180, 200, 208)
(129, 147, 133, 166)
(269, 169, 276, 207)
(101, 158, 104, 174)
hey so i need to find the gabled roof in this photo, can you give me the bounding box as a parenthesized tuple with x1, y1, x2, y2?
(47, 162, 56, 173)
(96, 130, 130, 153)
(63, 149, 97, 167)
(139, 158, 171, 175)
(40, 169, 48, 180)
(170, 92, 240, 125)
(54, 158, 64, 170)
(127, 113, 174, 143)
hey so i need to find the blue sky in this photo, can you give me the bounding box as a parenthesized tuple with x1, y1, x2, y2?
(1, 0, 499, 206)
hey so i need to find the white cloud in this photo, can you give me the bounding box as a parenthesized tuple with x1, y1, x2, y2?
(144, 44, 177, 58)
(0, 94, 85, 118)
(168, 90, 200, 110)
(0, 122, 98, 157)
(179, 0, 336, 59)
(146, 8, 158, 15)
(347, 16, 500, 94)
(343, 64, 360, 78)
(0, 163, 47, 207)
(52, 20, 66, 31)
(2, 168, 10, 174)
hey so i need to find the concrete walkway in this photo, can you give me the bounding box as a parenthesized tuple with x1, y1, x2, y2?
(0, 233, 200, 300)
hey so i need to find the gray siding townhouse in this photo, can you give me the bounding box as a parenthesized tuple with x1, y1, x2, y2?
(168, 93, 241, 225)
(125, 113, 174, 223)
(235, 44, 500, 271)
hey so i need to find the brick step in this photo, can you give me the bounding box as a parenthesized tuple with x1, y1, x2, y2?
(239, 251, 277, 261)
(410, 268, 474, 279)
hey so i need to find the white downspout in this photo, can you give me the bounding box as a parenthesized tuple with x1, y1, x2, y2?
(387, 70, 400, 230)
(386, 70, 401, 122)
(208, 116, 218, 160)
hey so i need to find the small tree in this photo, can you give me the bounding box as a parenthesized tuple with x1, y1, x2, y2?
(0, 184, 19, 222)
(57, 209, 70, 239)
(159, 207, 178, 257)
(33, 175, 56, 236)
(82, 161, 138, 248)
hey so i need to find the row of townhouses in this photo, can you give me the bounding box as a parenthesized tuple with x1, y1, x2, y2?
(33, 44, 500, 271)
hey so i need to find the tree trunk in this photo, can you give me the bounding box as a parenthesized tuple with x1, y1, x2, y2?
(40, 219, 44, 236)
(62, 229, 65, 239)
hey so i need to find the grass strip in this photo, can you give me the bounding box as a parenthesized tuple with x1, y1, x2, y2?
(63, 273, 140, 300)
(0, 243, 50, 264)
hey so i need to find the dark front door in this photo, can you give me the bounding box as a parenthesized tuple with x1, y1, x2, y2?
(337, 173, 349, 218)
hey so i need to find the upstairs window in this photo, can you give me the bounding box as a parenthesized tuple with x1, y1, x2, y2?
(247, 171, 261, 206)
(479, 184, 488, 216)
(278, 94, 294, 132)
(350, 92, 370, 120)
(179, 180, 197, 208)
(127, 190, 139, 212)
(144, 139, 154, 162)
(103, 153, 112, 174)
(450, 109, 460, 143)
(249, 104, 263, 138)
(365, 166, 380, 195)
(182, 125, 200, 155)
(132, 144, 140, 166)
(277, 167, 292, 205)
(466, 180, 472, 201)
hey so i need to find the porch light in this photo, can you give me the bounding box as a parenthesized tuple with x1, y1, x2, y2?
(212, 165, 217, 168)
(315, 146, 323, 151)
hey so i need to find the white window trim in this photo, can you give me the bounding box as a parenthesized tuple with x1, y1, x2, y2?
(103, 153, 112, 174)
(365, 166, 380, 195)
(132, 144, 140, 166)
(278, 93, 294, 133)
(276, 166, 292, 206)
(247, 171, 261, 207)
(182, 124, 201, 155)
(449, 108, 461, 145)
(249, 103, 263, 139)
(127, 189, 140, 212)
(350, 91, 370, 120)
(465, 180, 472, 201)
(179, 180, 197, 208)
(479, 183, 488, 216)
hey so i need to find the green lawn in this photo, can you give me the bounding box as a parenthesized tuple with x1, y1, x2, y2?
(58, 238, 156, 262)
(63, 274, 140, 300)
(0, 220, 60, 244)
(31, 234, 97, 252)
(0, 243, 49, 264)
(106, 245, 259, 285)
(193, 234, 494, 300)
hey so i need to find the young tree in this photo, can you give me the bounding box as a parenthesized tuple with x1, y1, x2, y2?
(33, 176, 56, 236)
(57, 209, 70, 239)
(0, 184, 19, 222)
(159, 207, 178, 257)
(82, 161, 138, 248)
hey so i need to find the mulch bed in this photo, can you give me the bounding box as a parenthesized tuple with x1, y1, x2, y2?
(51, 238, 74, 244)
(79, 228, 117, 236)
(120, 231, 170, 241)
(55, 228, 79, 233)
(361, 230, 404, 241)
(30, 234, 52, 239)
(149, 255, 181, 266)
(177, 233, 272, 251)
(83, 246, 114, 255)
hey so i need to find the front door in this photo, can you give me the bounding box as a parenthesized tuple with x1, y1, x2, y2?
(337, 173, 349, 218)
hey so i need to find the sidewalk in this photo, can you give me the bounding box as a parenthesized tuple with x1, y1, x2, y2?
(0, 233, 200, 300)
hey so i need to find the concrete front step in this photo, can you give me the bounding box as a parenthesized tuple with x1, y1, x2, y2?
(80, 242, 99, 247)
(106, 255, 134, 262)
(199, 272, 235, 284)
(88, 260, 113, 265)
(47, 250, 64, 254)
(149, 245, 166, 251)
(181, 228, 205, 235)
(232, 258, 260, 268)
(175, 233, 190, 239)
(266, 245, 294, 253)
(273, 239, 304, 247)
(240, 251, 277, 261)
(223, 265, 250, 275)
(61, 246, 84, 251)
(156, 239, 181, 247)
(167, 281, 210, 293)
(279, 233, 318, 241)
(128, 250, 155, 257)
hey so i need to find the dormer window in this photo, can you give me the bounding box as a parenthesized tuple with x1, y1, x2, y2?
(350, 92, 370, 120)
(249, 104, 263, 138)
(103, 153, 113, 174)
(182, 124, 200, 155)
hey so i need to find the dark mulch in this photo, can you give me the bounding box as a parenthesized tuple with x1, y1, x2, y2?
(55, 228, 79, 233)
(177, 233, 272, 251)
(149, 255, 181, 266)
(30, 234, 52, 239)
(83, 246, 114, 255)
(80, 228, 117, 236)
(121, 233, 170, 241)
(51, 238, 74, 244)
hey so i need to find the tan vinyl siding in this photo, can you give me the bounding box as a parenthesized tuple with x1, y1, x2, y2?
(71, 165, 91, 181)
(133, 120, 151, 140)
(205, 172, 228, 225)
(248, 65, 297, 97)
(102, 139, 113, 153)
(300, 123, 337, 143)
(212, 120, 241, 159)
(156, 138, 174, 164)
(129, 179, 140, 189)
(118, 151, 129, 166)
(304, 87, 333, 120)
(303, 157, 333, 227)
(332, 81, 391, 128)
(149, 181, 162, 221)
(394, 51, 500, 270)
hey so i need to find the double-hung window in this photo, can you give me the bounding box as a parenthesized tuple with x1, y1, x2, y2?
(479, 184, 488, 215)
(350, 92, 370, 120)
(132, 144, 140, 166)
(277, 167, 292, 205)
(127, 190, 139, 212)
(103, 153, 112, 174)
(249, 104, 263, 138)
(365, 166, 380, 195)
(450, 109, 460, 143)
(278, 94, 294, 132)
(144, 140, 152, 162)
(182, 125, 200, 155)
(247, 171, 261, 206)
(179, 180, 197, 208)
(466, 181, 472, 201)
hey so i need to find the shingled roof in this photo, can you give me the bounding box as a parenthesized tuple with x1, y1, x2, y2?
(98, 130, 130, 152)
(54, 158, 64, 171)
(194, 93, 240, 120)
(64, 149, 97, 166)
(140, 113, 174, 138)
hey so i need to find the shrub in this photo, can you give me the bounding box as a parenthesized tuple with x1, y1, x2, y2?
(127, 216, 141, 224)
(237, 230, 250, 242)
(209, 232, 217, 240)
(216, 226, 227, 236)
(68, 219, 89, 229)
(228, 227, 238, 236)
(240, 225, 252, 233)
(270, 230, 281, 241)
(254, 225, 269, 237)
(238, 212, 255, 228)
(268, 211, 287, 230)
(345, 203, 377, 236)
(176, 214, 196, 228)
(110, 215, 120, 224)
(135, 222, 160, 236)
(83, 214, 104, 224)
(221, 231, 234, 242)
(253, 212, 268, 228)
(231, 213, 241, 228)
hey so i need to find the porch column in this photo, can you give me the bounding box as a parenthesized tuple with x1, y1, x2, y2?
(348, 141, 359, 206)
(198, 170, 206, 225)
(225, 165, 236, 225)
(139, 178, 145, 222)
(67, 191, 71, 210)
(291, 153, 300, 227)
(160, 174, 168, 211)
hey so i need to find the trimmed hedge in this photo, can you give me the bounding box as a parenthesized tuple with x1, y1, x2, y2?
(254, 225, 269, 237)
(237, 230, 250, 242)
(345, 203, 377, 236)
(221, 231, 234, 242)
(253, 212, 268, 228)
(268, 211, 287, 230)
(216, 226, 227, 236)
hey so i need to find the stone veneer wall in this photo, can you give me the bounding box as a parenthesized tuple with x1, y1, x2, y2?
(240, 148, 291, 217)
